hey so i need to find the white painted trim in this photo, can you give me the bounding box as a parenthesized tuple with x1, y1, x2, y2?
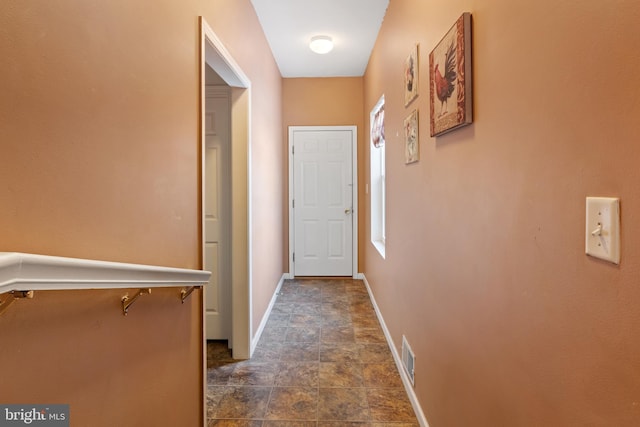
(250, 273, 286, 354)
(200, 19, 250, 88)
(288, 129, 294, 276)
(246, 88, 254, 359)
(361, 274, 430, 427)
(0, 252, 210, 293)
(351, 126, 359, 278)
(288, 125, 358, 278)
(230, 86, 252, 360)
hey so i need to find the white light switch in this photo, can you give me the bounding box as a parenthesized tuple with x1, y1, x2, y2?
(585, 197, 620, 264)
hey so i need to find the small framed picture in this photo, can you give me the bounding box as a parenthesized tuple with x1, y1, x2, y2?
(404, 109, 419, 164)
(404, 44, 419, 107)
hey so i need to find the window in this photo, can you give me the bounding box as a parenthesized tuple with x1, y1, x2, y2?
(370, 95, 386, 258)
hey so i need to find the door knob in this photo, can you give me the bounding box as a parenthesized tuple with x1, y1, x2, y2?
(345, 208, 352, 215)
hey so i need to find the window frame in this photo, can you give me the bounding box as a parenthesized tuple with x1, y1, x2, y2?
(370, 95, 386, 258)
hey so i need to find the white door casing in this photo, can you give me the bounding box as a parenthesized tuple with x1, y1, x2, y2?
(289, 126, 358, 277)
(204, 86, 231, 340)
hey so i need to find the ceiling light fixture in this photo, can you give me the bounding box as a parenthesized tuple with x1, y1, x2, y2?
(309, 35, 334, 54)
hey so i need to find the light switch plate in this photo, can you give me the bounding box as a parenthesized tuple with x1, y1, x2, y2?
(585, 197, 620, 264)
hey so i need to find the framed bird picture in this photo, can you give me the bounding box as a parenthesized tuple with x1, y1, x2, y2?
(404, 44, 419, 107)
(404, 109, 419, 164)
(429, 12, 473, 137)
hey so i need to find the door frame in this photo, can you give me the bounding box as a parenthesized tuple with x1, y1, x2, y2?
(199, 17, 252, 360)
(288, 125, 358, 278)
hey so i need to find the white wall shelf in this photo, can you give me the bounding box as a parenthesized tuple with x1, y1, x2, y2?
(0, 252, 211, 294)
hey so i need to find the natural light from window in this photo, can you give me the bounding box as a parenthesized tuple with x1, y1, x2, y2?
(370, 95, 385, 258)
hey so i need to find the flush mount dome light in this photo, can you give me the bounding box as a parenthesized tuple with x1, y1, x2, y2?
(309, 35, 333, 54)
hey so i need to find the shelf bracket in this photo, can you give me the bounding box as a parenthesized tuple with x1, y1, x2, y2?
(121, 288, 151, 316)
(180, 286, 196, 304)
(0, 290, 34, 316)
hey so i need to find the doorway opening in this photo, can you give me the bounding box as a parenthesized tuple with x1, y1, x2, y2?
(203, 82, 231, 341)
(200, 17, 251, 360)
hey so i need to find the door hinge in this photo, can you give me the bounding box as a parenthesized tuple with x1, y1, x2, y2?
(292, 145, 295, 155)
(293, 252, 295, 262)
(292, 199, 295, 208)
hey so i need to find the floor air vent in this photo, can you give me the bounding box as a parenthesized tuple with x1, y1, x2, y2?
(401, 335, 415, 386)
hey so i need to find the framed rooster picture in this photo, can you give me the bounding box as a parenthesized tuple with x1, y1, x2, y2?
(404, 44, 419, 107)
(429, 12, 472, 137)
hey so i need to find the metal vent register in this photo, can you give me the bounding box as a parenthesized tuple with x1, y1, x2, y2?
(402, 335, 415, 385)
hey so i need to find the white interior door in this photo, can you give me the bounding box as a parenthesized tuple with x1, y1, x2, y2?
(205, 86, 231, 340)
(292, 128, 354, 276)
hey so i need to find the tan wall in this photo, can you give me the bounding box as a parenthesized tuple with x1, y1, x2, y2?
(0, 0, 282, 425)
(282, 77, 365, 271)
(0, 2, 199, 268)
(362, 0, 640, 426)
(0, 288, 203, 426)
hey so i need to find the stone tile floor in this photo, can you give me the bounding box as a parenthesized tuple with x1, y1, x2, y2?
(206, 278, 419, 426)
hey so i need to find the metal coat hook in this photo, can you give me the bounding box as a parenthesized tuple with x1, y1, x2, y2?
(0, 290, 34, 316)
(180, 287, 196, 304)
(121, 288, 151, 316)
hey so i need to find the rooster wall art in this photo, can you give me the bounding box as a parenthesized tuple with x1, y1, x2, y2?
(404, 44, 419, 106)
(429, 12, 473, 137)
(434, 40, 457, 117)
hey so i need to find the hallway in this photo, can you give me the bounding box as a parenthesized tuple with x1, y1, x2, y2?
(206, 278, 419, 426)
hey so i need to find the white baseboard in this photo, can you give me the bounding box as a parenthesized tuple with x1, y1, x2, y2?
(251, 273, 287, 354)
(361, 274, 430, 427)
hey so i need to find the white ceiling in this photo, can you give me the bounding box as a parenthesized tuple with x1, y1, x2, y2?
(250, 0, 389, 78)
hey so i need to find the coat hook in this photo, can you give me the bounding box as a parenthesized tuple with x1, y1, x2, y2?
(0, 290, 35, 316)
(180, 287, 196, 304)
(121, 288, 151, 316)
